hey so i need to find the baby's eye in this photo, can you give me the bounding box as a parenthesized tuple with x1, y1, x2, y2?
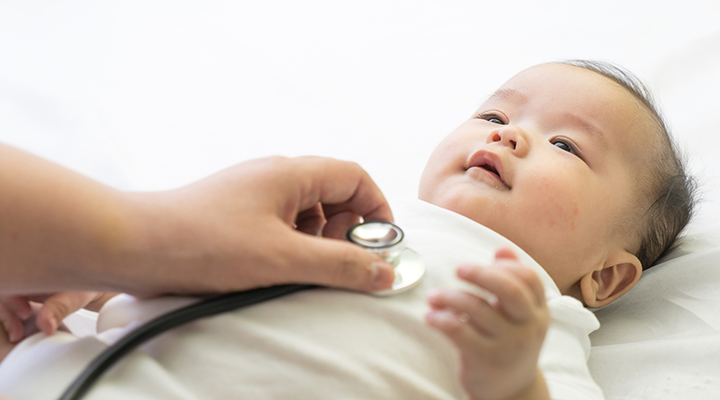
(550, 138, 581, 157)
(554, 141, 572, 152)
(477, 113, 506, 125)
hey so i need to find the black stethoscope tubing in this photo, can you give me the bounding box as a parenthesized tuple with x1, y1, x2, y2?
(59, 220, 418, 399)
(58, 284, 316, 400)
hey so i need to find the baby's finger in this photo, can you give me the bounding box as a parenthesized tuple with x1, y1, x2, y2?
(427, 289, 504, 337)
(425, 309, 488, 355)
(0, 295, 33, 320)
(495, 261, 546, 306)
(0, 305, 25, 343)
(494, 248, 546, 304)
(35, 292, 98, 335)
(457, 265, 538, 322)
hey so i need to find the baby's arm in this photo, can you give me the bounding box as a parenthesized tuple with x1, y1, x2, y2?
(425, 248, 551, 400)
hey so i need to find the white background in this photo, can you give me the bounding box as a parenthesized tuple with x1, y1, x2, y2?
(1, 1, 719, 233)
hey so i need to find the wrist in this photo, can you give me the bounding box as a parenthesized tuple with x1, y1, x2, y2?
(108, 189, 224, 296)
(62, 189, 146, 295)
(101, 190, 180, 295)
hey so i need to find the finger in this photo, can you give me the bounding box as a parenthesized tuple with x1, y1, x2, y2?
(84, 293, 117, 312)
(273, 228, 395, 292)
(494, 248, 545, 304)
(0, 296, 33, 320)
(427, 289, 505, 337)
(290, 157, 393, 223)
(457, 265, 538, 322)
(425, 309, 488, 354)
(295, 203, 325, 236)
(0, 305, 25, 343)
(322, 208, 362, 240)
(496, 261, 547, 305)
(35, 292, 98, 335)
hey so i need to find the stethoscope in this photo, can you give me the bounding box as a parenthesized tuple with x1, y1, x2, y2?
(345, 221, 425, 296)
(59, 221, 425, 400)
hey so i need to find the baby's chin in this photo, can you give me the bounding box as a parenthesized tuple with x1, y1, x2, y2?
(419, 193, 507, 238)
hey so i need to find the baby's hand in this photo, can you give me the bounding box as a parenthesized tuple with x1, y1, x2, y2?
(425, 248, 550, 400)
(0, 295, 33, 344)
(0, 292, 115, 343)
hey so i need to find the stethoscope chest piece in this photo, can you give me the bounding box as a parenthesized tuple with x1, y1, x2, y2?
(346, 221, 425, 296)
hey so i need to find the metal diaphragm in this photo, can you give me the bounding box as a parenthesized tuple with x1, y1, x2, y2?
(346, 221, 425, 296)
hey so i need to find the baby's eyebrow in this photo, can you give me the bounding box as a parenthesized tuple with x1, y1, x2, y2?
(562, 112, 609, 151)
(484, 88, 527, 104)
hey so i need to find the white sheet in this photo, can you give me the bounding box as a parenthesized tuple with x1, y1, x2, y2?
(1, 1, 719, 398)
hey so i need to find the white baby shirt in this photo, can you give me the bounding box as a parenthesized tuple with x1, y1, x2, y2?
(0, 199, 603, 399)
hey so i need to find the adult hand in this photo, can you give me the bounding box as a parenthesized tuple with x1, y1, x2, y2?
(0, 143, 394, 296)
(112, 156, 396, 295)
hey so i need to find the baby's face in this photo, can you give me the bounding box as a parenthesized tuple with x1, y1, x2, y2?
(419, 63, 656, 294)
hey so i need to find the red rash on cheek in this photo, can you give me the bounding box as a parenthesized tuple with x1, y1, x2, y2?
(545, 202, 578, 230)
(531, 178, 581, 232)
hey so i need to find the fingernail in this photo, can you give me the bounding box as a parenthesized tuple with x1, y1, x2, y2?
(426, 289, 440, 304)
(17, 309, 32, 320)
(457, 264, 471, 278)
(371, 261, 394, 290)
(424, 310, 438, 324)
(47, 318, 58, 334)
(425, 310, 456, 326)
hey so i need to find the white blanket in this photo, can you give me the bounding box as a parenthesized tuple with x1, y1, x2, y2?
(588, 229, 720, 399)
(1, 2, 719, 398)
(0, 199, 601, 399)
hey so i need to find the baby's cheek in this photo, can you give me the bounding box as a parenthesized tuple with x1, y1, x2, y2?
(527, 177, 582, 231)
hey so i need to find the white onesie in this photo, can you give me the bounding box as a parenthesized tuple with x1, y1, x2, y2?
(0, 199, 604, 399)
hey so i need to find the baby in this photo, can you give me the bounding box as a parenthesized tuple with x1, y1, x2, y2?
(421, 60, 694, 399)
(0, 61, 694, 400)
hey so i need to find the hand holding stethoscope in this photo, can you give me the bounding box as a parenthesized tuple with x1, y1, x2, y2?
(61, 220, 425, 400)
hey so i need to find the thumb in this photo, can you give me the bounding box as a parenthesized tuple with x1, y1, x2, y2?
(35, 292, 98, 335)
(285, 233, 395, 292)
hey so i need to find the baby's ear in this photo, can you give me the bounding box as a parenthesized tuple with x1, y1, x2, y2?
(579, 251, 642, 308)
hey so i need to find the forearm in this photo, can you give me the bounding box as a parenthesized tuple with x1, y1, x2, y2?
(0, 143, 132, 294)
(0, 150, 395, 296)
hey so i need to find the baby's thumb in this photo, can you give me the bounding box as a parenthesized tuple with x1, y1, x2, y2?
(290, 234, 395, 292)
(36, 293, 95, 335)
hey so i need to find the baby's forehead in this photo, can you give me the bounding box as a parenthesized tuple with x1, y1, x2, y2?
(488, 63, 638, 107)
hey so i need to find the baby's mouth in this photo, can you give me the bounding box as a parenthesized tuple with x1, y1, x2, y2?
(467, 151, 510, 189)
(476, 163, 507, 187)
(479, 162, 500, 178)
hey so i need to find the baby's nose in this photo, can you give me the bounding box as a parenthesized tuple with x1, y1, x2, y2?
(487, 125, 528, 156)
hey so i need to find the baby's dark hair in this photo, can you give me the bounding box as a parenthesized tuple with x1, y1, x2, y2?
(562, 59, 696, 270)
